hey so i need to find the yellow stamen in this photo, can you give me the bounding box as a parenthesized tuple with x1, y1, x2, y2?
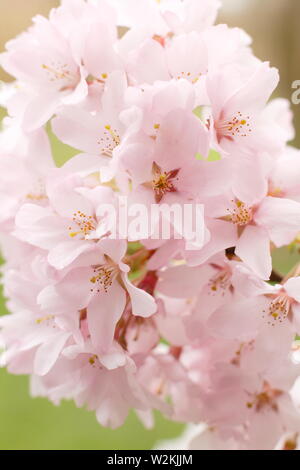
(99, 125, 121, 158)
(263, 294, 291, 326)
(36, 315, 54, 324)
(90, 258, 120, 293)
(228, 200, 253, 226)
(216, 111, 252, 141)
(68, 211, 96, 239)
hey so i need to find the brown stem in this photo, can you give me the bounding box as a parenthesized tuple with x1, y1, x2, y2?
(270, 270, 283, 283)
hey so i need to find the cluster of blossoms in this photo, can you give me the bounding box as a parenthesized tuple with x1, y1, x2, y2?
(1, 0, 300, 450)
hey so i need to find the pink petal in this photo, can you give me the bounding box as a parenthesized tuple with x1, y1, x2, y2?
(284, 277, 300, 303)
(235, 225, 272, 280)
(98, 238, 128, 265)
(127, 39, 170, 85)
(23, 92, 60, 132)
(232, 152, 270, 205)
(225, 62, 279, 117)
(255, 196, 300, 247)
(52, 108, 102, 155)
(186, 219, 237, 267)
(122, 273, 157, 317)
(208, 296, 267, 340)
(48, 240, 94, 270)
(87, 281, 126, 352)
(157, 264, 215, 298)
(34, 332, 71, 376)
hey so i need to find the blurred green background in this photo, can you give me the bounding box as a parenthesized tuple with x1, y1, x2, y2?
(0, 0, 300, 450)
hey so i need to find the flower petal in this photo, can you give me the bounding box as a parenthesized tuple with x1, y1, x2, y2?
(87, 281, 126, 352)
(122, 273, 157, 317)
(235, 225, 272, 280)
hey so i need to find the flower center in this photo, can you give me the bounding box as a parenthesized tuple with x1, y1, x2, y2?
(268, 182, 285, 198)
(208, 268, 232, 295)
(215, 112, 252, 142)
(263, 293, 291, 326)
(152, 32, 173, 47)
(247, 382, 283, 413)
(88, 355, 98, 366)
(228, 200, 253, 226)
(231, 341, 254, 366)
(151, 162, 180, 203)
(90, 258, 120, 293)
(41, 62, 79, 91)
(26, 179, 47, 202)
(176, 71, 202, 84)
(153, 34, 165, 47)
(98, 125, 121, 158)
(69, 211, 96, 239)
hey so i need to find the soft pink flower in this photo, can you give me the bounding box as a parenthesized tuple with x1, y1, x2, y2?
(207, 62, 279, 154)
(38, 239, 157, 353)
(0, 0, 120, 130)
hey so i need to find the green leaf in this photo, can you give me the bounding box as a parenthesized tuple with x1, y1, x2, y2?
(196, 149, 221, 161)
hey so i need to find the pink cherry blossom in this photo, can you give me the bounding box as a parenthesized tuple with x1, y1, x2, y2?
(1, 0, 300, 449)
(0, 0, 120, 130)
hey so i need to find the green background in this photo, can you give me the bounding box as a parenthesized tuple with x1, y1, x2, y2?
(0, 371, 184, 450)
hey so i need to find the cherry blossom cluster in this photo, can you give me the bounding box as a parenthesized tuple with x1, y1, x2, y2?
(1, 0, 300, 450)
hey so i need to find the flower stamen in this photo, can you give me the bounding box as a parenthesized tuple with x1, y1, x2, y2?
(151, 162, 180, 203)
(246, 382, 283, 413)
(176, 71, 202, 84)
(215, 111, 252, 142)
(69, 211, 96, 239)
(41, 62, 79, 90)
(98, 124, 121, 158)
(263, 294, 291, 326)
(208, 268, 232, 296)
(228, 200, 253, 226)
(90, 258, 120, 293)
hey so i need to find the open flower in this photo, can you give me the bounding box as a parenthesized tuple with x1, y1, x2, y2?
(207, 62, 279, 154)
(1, 0, 300, 447)
(38, 238, 157, 353)
(0, 0, 121, 130)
